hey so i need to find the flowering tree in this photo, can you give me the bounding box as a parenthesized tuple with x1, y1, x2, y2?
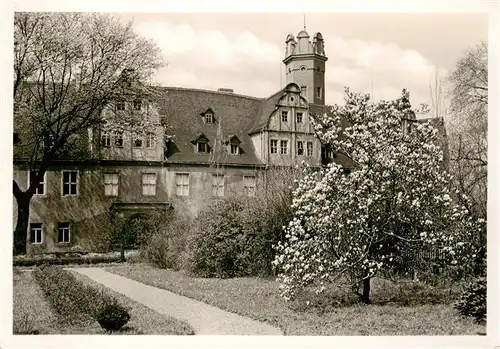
(273, 88, 480, 304)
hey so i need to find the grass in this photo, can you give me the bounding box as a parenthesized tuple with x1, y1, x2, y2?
(106, 263, 486, 335)
(13, 267, 194, 335)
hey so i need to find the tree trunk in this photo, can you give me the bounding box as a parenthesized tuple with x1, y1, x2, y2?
(362, 277, 371, 304)
(13, 192, 30, 255)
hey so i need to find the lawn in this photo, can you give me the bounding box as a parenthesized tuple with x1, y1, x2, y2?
(13, 267, 194, 335)
(106, 263, 486, 336)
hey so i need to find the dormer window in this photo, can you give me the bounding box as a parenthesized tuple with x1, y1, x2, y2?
(191, 133, 210, 154)
(198, 141, 207, 153)
(201, 108, 215, 124)
(230, 144, 239, 155)
(227, 135, 241, 155)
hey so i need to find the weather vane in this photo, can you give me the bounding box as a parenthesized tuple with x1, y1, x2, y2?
(303, 13, 306, 30)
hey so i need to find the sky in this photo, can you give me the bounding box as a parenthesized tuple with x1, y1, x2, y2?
(115, 13, 488, 111)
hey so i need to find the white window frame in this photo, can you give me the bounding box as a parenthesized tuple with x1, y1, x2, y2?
(205, 113, 213, 124)
(280, 140, 288, 154)
(28, 171, 46, 196)
(307, 141, 314, 156)
(281, 111, 288, 123)
(104, 173, 119, 196)
(243, 175, 256, 197)
(297, 141, 304, 156)
(57, 222, 71, 243)
(230, 143, 239, 155)
(270, 139, 278, 154)
(297, 112, 303, 123)
(62, 171, 78, 196)
(101, 131, 111, 147)
(212, 174, 225, 197)
(142, 173, 157, 196)
(30, 223, 43, 244)
(317, 87, 322, 99)
(146, 133, 155, 149)
(175, 173, 190, 197)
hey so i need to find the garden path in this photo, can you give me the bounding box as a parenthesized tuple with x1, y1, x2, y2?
(70, 267, 282, 335)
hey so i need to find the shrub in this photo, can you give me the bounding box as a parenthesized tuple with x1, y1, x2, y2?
(454, 277, 486, 322)
(184, 193, 293, 278)
(33, 265, 130, 331)
(93, 300, 131, 332)
(140, 213, 191, 270)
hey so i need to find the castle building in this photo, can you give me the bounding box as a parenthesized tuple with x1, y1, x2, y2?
(12, 28, 444, 254)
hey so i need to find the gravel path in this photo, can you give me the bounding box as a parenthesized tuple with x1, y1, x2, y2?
(70, 267, 282, 335)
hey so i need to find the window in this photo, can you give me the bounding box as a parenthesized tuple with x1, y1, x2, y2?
(297, 141, 304, 156)
(281, 111, 288, 123)
(30, 223, 43, 244)
(134, 136, 143, 148)
(104, 173, 119, 196)
(205, 113, 213, 124)
(301, 86, 307, 96)
(133, 99, 142, 111)
(29, 171, 45, 195)
(62, 171, 77, 196)
(307, 141, 313, 156)
(142, 173, 156, 196)
(270, 139, 278, 154)
(280, 140, 288, 154)
(212, 174, 224, 197)
(197, 141, 207, 153)
(101, 131, 111, 147)
(146, 133, 155, 148)
(116, 99, 125, 111)
(297, 112, 303, 123)
(114, 132, 124, 147)
(243, 175, 256, 197)
(317, 87, 322, 99)
(175, 173, 189, 196)
(230, 144, 239, 155)
(58, 222, 70, 243)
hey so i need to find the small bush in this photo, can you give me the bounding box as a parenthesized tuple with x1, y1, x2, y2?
(93, 300, 131, 332)
(33, 265, 130, 331)
(185, 193, 292, 278)
(140, 214, 191, 270)
(454, 277, 486, 322)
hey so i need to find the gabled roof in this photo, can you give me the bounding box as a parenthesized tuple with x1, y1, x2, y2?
(158, 87, 265, 166)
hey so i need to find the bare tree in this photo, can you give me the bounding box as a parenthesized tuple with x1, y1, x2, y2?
(13, 13, 164, 255)
(446, 42, 487, 221)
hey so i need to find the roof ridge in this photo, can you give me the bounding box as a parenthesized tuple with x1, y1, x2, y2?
(157, 86, 264, 101)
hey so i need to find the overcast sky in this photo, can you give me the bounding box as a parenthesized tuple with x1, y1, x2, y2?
(116, 13, 487, 109)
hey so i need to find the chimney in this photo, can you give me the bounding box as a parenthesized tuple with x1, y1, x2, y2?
(218, 88, 234, 93)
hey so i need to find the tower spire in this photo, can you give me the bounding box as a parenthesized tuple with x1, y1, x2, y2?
(303, 13, 306, 30)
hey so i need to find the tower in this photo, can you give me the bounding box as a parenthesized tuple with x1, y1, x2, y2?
(283, 30, 328, 105)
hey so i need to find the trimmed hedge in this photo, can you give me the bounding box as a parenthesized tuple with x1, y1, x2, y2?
(33, 265, 130, 330)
